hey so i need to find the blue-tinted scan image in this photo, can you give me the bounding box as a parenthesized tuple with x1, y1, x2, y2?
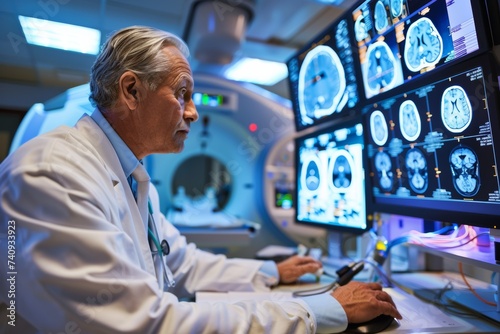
(404, 17, 443, 72)
(449, 145, 480, 197)
(441, 85, 472, 133)
(364, 40, 401, 96)
(329, 150, 354, 192)
(405, 147, 428, 194)
(288, 16, 359, 130)
(370, 110, 389, 146)
(298, 45, 345, 125)
(374, 0, 389, 33)
(390, 0, 403, 18)
(355, 13, 369, 42)
(399, 100, 421, 142)
(374, 151, 393, 192)
(301, 154, 322, 195)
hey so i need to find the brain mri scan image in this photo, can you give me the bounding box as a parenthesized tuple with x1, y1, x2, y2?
(399, 100, 421, 142)
(329, 150, 354, 192)
(370, 110, 389, 146)
(449, 145, 480, 197)
(301, 154, 322, 196)
(441, 85, 472, 133)
(298, 45, 346, 124)
(374, 0, 389, 33)
(390, 0, 403, 18)
(405, 147, 428, 194)
(404, 17, 443, 72)
(375, 151, 393, 192)
(355, 13, 369, 42)
(365, 41, 397, 93)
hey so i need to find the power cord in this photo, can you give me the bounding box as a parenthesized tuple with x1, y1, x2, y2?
(292, 261, 365, 297)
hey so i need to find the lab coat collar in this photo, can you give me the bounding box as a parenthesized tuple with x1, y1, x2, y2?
(90, 108, 140, 179)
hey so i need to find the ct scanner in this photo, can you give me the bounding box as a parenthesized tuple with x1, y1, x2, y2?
(9, 73, 326, 258)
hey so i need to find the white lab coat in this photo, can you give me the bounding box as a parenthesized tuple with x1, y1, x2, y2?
(0, 115, 316, 333)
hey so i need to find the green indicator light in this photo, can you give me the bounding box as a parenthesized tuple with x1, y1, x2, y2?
(202, 94, 209, 105)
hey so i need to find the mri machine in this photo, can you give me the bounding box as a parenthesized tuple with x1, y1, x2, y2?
(10, 73, 325, 258)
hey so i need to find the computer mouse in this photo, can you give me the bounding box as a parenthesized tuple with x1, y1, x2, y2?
(345, 314, 397, 334)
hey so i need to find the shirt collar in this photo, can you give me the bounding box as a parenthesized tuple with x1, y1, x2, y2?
(90, 108, 140, 178)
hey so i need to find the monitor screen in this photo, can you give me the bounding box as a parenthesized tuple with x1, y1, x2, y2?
(295, 118, 371, 234)
(275, 181, 294, 210)
(287, 12, 361, 131)
(353, 0, 490, 100)
(363, 53, 500, 229)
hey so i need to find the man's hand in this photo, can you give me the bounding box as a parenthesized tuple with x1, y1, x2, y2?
(332, 281, 403, 323)
(276, 255, 322, 284)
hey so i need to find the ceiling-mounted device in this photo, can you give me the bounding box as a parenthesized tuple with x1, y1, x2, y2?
(184, 0, 254, 65)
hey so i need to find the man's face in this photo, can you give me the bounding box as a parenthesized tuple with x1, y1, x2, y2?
(135, 46, 198, 154)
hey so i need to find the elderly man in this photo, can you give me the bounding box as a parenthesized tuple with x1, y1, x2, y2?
(0, 26, 401, 333)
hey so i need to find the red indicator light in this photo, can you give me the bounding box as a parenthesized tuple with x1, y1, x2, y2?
(249, 123, 258, 132)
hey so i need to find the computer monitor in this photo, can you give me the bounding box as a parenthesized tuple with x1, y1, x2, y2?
(363, 52, 500, 230)
(295, 117, 372, 234)
(353, 0, 491, 100)
(286, 11, 362, 131)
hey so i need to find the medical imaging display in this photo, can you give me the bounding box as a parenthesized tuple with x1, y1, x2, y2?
(364, 60, 500, 211)
(287, 14, 360, 131)
(353, 0, 485, 100)
(295, 120, 369, 233)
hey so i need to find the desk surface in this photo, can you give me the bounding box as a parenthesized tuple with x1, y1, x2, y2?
(276, 271, 500, 333)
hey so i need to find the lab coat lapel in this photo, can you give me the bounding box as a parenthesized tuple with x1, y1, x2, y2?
(74, 115, 156, 277)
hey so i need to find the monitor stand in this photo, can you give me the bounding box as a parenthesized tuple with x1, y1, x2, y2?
(321, 231, 372, 270)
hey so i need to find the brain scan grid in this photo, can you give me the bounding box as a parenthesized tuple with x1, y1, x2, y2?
(365, 65, 500, 203)
(353, 0, 481, 100)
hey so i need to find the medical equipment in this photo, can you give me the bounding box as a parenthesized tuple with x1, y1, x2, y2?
(148, 200, 175, 288)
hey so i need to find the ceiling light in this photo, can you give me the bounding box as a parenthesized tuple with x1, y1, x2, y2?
(224, 57, 288, 86)
(19, 15, 101, 55)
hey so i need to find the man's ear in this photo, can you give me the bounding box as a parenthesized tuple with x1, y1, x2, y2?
(119, 71, 141, 110)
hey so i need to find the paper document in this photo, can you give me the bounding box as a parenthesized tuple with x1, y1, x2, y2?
(167, 210, 245, 228)
(255, 245, 296, 258)
(384, 288, 475, 333)
(196, 291, 294, 304)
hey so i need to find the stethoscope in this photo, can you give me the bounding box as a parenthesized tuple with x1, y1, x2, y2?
(147, 200, 176, 288)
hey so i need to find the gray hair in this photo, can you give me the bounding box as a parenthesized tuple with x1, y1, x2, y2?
(89, 26, 190, 109)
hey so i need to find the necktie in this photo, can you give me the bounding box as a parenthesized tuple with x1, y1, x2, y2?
(131, 163, 150, 226)
(130, 164, 175, 288)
